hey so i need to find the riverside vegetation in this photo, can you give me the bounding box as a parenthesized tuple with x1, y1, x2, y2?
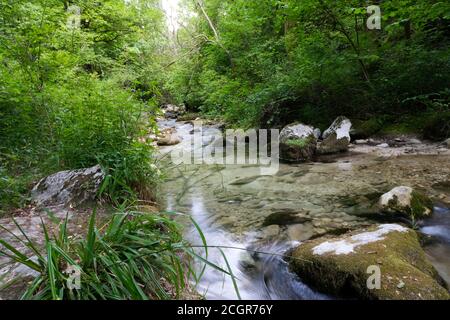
(1, 0, 450, 300)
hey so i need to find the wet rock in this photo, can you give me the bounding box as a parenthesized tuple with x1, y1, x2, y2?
(409, 138, 422, 145)
(322, 117, 352, 140)
(355, 139, 369, 145)
(229, 176, 261, 186)
(32, 165, 104, 208)
(279, 123, 317, 162)
(263, 211, 311, 227)
(444, 138, 450, 149)
(377, 143, 390, 148)
(313, 128, 322, 140)
(239, 251, 257, 271)
(261, 225, 281, 238)
(317, 117, 352, 155)
(287, 224, 449, 300)
(161, 104, 185, 119)
(0, 260, 40, 300)
(287, 223, 314, 242)
(378, 186, 433, 219)
(432, 181, 450, 193)
(157, 127, 181, 146)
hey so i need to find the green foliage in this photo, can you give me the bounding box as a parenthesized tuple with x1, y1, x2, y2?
(0, 167, 30, 216)
(0, 0, 168, 211)
(166, 0, 450, 131)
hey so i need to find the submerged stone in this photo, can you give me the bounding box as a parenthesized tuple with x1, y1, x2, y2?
(263, 211, 311, 227)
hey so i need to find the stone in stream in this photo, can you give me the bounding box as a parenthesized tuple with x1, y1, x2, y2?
(317, 116, 352, 155)
(287, 223, 315, 242)
(378, 186, 433, 219)
(260, 225, 281, 239)
(157, 127, 181, 146)
(432, 181, 450, 193)
(32, 165, 104, 208)
(161, 104, 185, 119)
(444, 138, 450, 149)
(229, 176, 261, 186)
(279, 123, 317, 162)
(263, 211, 311, 227)
(313, 128, 322, 140)
(287, 224, 450, 300)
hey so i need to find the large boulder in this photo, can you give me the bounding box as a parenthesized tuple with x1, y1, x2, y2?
(157, 127, 181, 146)
(279, 123, 317, 162)
(318, 116, 352, 154)
(287, 224, 449, 300)
(378, 186, 433, 219)
(32, 165, 104, 208)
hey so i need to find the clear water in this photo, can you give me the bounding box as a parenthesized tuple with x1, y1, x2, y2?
(158, 120, 450, 299)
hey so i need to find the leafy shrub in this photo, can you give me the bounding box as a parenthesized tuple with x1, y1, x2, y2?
(0, 0, 169, 211)
(166, 0, 450, 131)
(0, 167, 29, 216)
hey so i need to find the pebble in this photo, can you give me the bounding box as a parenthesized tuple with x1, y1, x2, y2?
(397, 281, 406, 289)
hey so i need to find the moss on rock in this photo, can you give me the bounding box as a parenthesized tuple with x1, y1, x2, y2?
(378, 187, 433, 220)
(287, 225, 449, 300)
(280, 136, 317, 162)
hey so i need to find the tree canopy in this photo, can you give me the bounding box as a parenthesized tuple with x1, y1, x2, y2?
(166, 0, 450, 130)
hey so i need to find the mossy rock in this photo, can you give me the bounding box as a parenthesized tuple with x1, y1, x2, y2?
(287, 225, 449, 300)
(378, 187, 433, 220)
(280, 136, 317, 162)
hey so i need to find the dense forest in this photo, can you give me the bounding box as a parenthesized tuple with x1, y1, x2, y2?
(0, 0, 169, 212)
(168, 0, 450, 132)
(0, 0, 450, 301)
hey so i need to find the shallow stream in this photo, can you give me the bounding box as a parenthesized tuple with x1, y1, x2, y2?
(158, 120, 450, 300)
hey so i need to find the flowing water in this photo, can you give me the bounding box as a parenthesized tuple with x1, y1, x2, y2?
(158, 120, 450, 300)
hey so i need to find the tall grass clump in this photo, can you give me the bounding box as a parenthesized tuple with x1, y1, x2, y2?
(0, 210, 212, 300)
